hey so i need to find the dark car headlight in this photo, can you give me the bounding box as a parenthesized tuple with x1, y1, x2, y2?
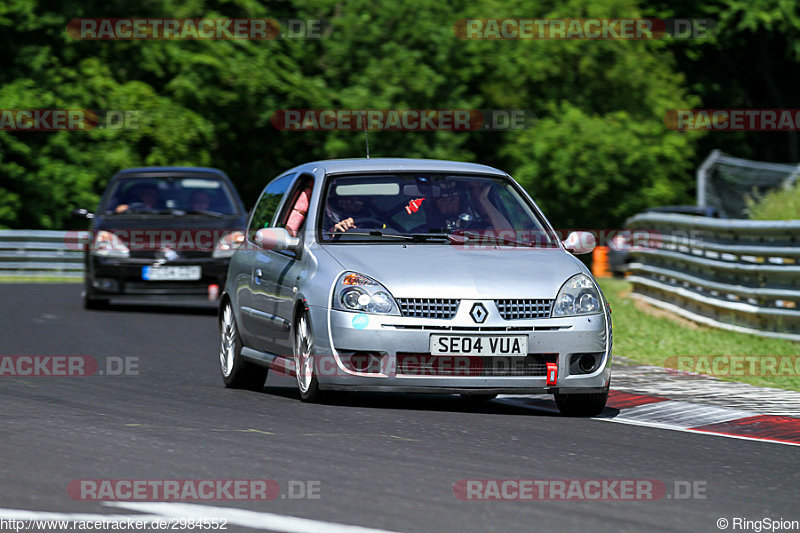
(212, 231, 245, 258)
(93, 231, 130, 258)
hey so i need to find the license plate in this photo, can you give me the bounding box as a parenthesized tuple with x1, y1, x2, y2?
(430, 335, 528, 356)
(142, 265, 201, 281)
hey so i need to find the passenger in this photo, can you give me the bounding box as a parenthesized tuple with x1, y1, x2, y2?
(189, 190, 212, 211)
(419, 181, 512, 233)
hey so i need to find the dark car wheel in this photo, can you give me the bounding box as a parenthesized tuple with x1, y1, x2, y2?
(219, 301, 268, 390)
(83, 282, 109, 310)
(554, 386, 609, 417)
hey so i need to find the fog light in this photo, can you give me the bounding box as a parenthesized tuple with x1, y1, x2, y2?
(350, 354, 372, 371)
(579, 353, 597, 373)
(93, 278, 119, 292)
(340, 351, 385, 373)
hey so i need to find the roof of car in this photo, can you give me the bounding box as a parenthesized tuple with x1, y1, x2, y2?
(114, 166, 229, 177)
(298, 158, 508, 176)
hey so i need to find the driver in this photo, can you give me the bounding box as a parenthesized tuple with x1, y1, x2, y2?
(326, 193, 380, 233)
(115, 183, 160, 213)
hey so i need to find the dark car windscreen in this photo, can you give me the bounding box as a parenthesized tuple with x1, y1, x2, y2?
(319, 174, 558, 247)
(101, 176, 239, 215)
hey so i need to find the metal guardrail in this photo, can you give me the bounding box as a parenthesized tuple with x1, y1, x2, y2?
(624, 213, 800, 341)
(0, 230, 88, 278)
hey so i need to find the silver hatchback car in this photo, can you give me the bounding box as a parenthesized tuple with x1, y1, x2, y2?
(218, 159, 611, 416)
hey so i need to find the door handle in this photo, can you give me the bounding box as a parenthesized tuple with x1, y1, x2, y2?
(254, 268, 263, 285)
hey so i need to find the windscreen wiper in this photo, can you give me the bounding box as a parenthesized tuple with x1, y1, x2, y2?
(323, 230, 415, 240)
(407, 232, 452, 242)
(323, 230, 458, 243)
(458, 230, 535, 247)
(182, 209, 224, 218)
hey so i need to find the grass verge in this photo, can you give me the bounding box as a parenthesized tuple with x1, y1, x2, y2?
(598, 278, 800, 392)
(0, 276, 82, 283)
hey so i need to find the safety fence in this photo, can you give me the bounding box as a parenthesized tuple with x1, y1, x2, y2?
(0, 230, 87, 278)
(624, 213, 800, 341)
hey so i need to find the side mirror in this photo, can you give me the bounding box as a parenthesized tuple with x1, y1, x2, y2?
(71, 208, 94, 220)
(562, 231, 596, 255)
(255, 227, 300, 251)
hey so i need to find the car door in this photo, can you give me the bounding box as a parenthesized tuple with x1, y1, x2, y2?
(250, 174, 315, 357)
(238, 173, 295, 350)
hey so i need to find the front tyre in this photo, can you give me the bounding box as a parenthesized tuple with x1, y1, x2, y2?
(554, 387, 609, 417)
(294, 312, 322, 402)
(219, 301, 268, 390)
(84, 292, 109, 310)
(83, 280, 108, 310)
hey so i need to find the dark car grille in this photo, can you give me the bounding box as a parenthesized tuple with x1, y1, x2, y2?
(396, 354, 557, 377)
(397, 298, 460, 319)
(495, 299, 553, 320)
(124, 282, 208, 295)
(129, 250, 214, 260)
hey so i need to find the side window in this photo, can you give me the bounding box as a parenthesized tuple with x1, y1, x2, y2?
(247, 173, 295, 237)
(276, 174, 315, 238)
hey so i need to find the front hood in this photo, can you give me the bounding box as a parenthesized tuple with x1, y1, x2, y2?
(321, 244, 585, 299)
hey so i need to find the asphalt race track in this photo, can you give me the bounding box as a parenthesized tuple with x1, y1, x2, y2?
(1, 284, 798, 532)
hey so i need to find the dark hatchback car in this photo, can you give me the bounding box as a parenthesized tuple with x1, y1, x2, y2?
(74, 167, 248, 308)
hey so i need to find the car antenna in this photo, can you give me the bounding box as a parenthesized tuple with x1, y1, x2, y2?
(361, 110, 370, 158)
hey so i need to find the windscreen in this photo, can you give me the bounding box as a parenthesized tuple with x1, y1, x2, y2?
(319, 174, 558, 247)
(102, 176, 238, 215)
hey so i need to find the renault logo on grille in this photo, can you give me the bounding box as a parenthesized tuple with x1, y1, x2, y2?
(470, 303, 488, 323)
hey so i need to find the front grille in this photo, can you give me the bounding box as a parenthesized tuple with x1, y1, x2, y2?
(495, 299, 553, 320)
(397, 298, 460, 319)
(395, 353, 557, 377)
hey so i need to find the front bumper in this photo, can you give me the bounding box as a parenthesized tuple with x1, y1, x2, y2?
(307, 301, 611, 394)
(88, 255, 229, 303)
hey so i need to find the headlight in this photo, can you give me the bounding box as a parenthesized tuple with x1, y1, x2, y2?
(93, 231, 129, 258)
(551, 274, 603, 317)
(213, 231, 245, 258)
(333, 272, 400, 315)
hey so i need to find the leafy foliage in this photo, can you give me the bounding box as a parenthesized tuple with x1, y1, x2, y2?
(747, 179, 800, 220)
(0, 0, 792, 228)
